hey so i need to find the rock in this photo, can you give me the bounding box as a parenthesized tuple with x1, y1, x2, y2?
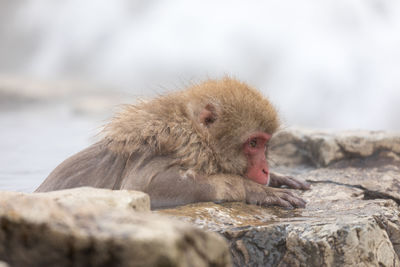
(160, 128, 400, 267)
(161, 198, 400, 267)
(0, 188, 231, 267)
(35, 187, 151, 212)
(270, 128, 400, 202)
(269, 128, 400, 167)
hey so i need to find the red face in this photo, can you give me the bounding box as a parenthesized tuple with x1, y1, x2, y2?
(243, 132, 271, 185)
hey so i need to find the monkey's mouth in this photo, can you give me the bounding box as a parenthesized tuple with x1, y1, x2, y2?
(245, 166, 270, 185)
(262, 169, 270, 185)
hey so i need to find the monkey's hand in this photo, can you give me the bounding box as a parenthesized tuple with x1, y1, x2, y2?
(269, 171, 310, 190)
(244, 179, 306, 209)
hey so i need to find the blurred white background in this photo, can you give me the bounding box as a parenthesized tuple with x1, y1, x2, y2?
(1, 0, 400, 191)
(2, 0, 400, 129)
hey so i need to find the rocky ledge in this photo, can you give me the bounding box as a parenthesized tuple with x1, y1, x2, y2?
(0, 188, 231, 267)
(160, 128, 400, 266)
(0, 128, 399, 267)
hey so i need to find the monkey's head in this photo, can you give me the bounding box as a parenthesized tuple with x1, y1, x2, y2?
(186, 78, 280, 185)
(105, 77, 279, 185)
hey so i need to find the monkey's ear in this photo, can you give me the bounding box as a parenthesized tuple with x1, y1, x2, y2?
(199, 104, 217, 127)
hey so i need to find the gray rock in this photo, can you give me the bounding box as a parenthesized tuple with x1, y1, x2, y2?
(269, 128, 400, 167)
(270, 128, 400, 203)
(160, 128, 400, 267)
(35, 187, 151, 212)
(161, 198, 400, 267)
(0, 188, 231, 267)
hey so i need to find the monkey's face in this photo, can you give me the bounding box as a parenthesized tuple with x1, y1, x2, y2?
(197, 106, 272, 183)
(243, 132, 271, 185)
(187, 78, 279, 181)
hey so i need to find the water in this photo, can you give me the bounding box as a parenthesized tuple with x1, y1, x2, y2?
(0, 105, 100, 192)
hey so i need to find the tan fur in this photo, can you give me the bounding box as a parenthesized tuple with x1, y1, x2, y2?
(103, 77, 279, 176)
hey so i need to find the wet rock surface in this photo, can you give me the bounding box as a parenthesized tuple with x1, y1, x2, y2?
(0, 188, 231, 267)
(270, 128, 400, 203)
(160, 129, 400, 267)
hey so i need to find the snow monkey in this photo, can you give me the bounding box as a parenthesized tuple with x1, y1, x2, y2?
(36, 77, 310, 209)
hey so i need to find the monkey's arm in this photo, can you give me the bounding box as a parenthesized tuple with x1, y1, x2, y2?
(36, 146, 306, 209)
(269, 171, 310, 190)
(120, 163, 306, 209)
